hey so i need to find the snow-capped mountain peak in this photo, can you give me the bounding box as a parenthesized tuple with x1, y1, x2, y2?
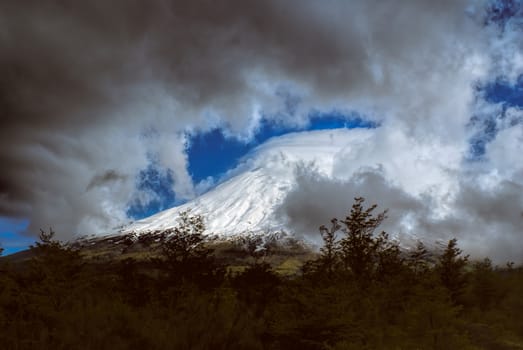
(122, 129, 373, 236)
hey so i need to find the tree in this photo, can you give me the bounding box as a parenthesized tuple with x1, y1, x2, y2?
(30, 228, 83, 280)
(407, 241, 430, 276)
(156, 211, 223, 288)
(318, 218, 341, 277)
(28, 228, 84, 305)
(468, 258, 503, 311)
(338, 197, 398, 281)
(312, 197, 403, 285)
(437, 238, 469, 304)
(374, 230, 403, 280)
(159, 211, 209, 264)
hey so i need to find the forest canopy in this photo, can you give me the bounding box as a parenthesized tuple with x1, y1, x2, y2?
(0, 198, 522, 349)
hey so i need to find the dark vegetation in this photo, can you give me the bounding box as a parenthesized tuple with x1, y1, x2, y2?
(1, 198, 523, 349)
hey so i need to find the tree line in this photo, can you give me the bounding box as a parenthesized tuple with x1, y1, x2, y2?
(0, 198, 522, 349)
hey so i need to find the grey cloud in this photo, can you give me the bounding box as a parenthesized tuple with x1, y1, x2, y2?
(0, 0, 505, 238)
(276, 166, 428, 241)
(448, 180, 523, 261)
(277, 164, 523, 263)
(86, 170, 127, 191)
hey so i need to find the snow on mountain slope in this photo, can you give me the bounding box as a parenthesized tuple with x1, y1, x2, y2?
(122, 129, 373, 236)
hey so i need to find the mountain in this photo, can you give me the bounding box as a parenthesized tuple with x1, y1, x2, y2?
(121, 128, 373, 237)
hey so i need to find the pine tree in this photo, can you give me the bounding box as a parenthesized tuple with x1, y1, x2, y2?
(437, 238, 469, 304)
(407, 241, 430, 276)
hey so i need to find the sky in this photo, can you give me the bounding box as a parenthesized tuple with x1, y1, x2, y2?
(1, 0, 523, 259)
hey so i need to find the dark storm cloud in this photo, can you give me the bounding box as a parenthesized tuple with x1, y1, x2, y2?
(0, 0, 498, 238)
(276, 166, 429, 242)
(0, 0, 484, 132)
(277, 163, 523, 263)
(86, 170, 127, 191)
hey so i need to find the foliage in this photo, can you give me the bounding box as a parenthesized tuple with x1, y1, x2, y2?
(0, 201, 523, 349)
(154, 210, 224, 290)
(407, 241, 431, 276)
(318, 218, 340, 277)
(158, 211, 208, 262)
(308, 197, 403, 286)
(437, 238, 469, 304)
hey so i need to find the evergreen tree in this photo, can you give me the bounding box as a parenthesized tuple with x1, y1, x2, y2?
(407, 241, 430, 276)
(437, 238, 469, 304)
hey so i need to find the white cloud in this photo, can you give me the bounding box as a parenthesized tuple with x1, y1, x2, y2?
(2, 0, 523, 248)
(266, 126, 523, 264)
(486, 122, 523, 179)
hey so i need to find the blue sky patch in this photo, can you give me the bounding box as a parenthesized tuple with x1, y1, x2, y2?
(468, 75, 523, 158)
(187, 112, 376, 184)
(0, 218, 33, 256)
(484, 76, 523, 106)
(126, 163, 178, 220)
(129, 113, 377, 220)
(485, 0, 522, 27)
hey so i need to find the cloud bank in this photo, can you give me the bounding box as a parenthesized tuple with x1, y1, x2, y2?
(275, 128, 523, 263)
(1, 0, 522, 251)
